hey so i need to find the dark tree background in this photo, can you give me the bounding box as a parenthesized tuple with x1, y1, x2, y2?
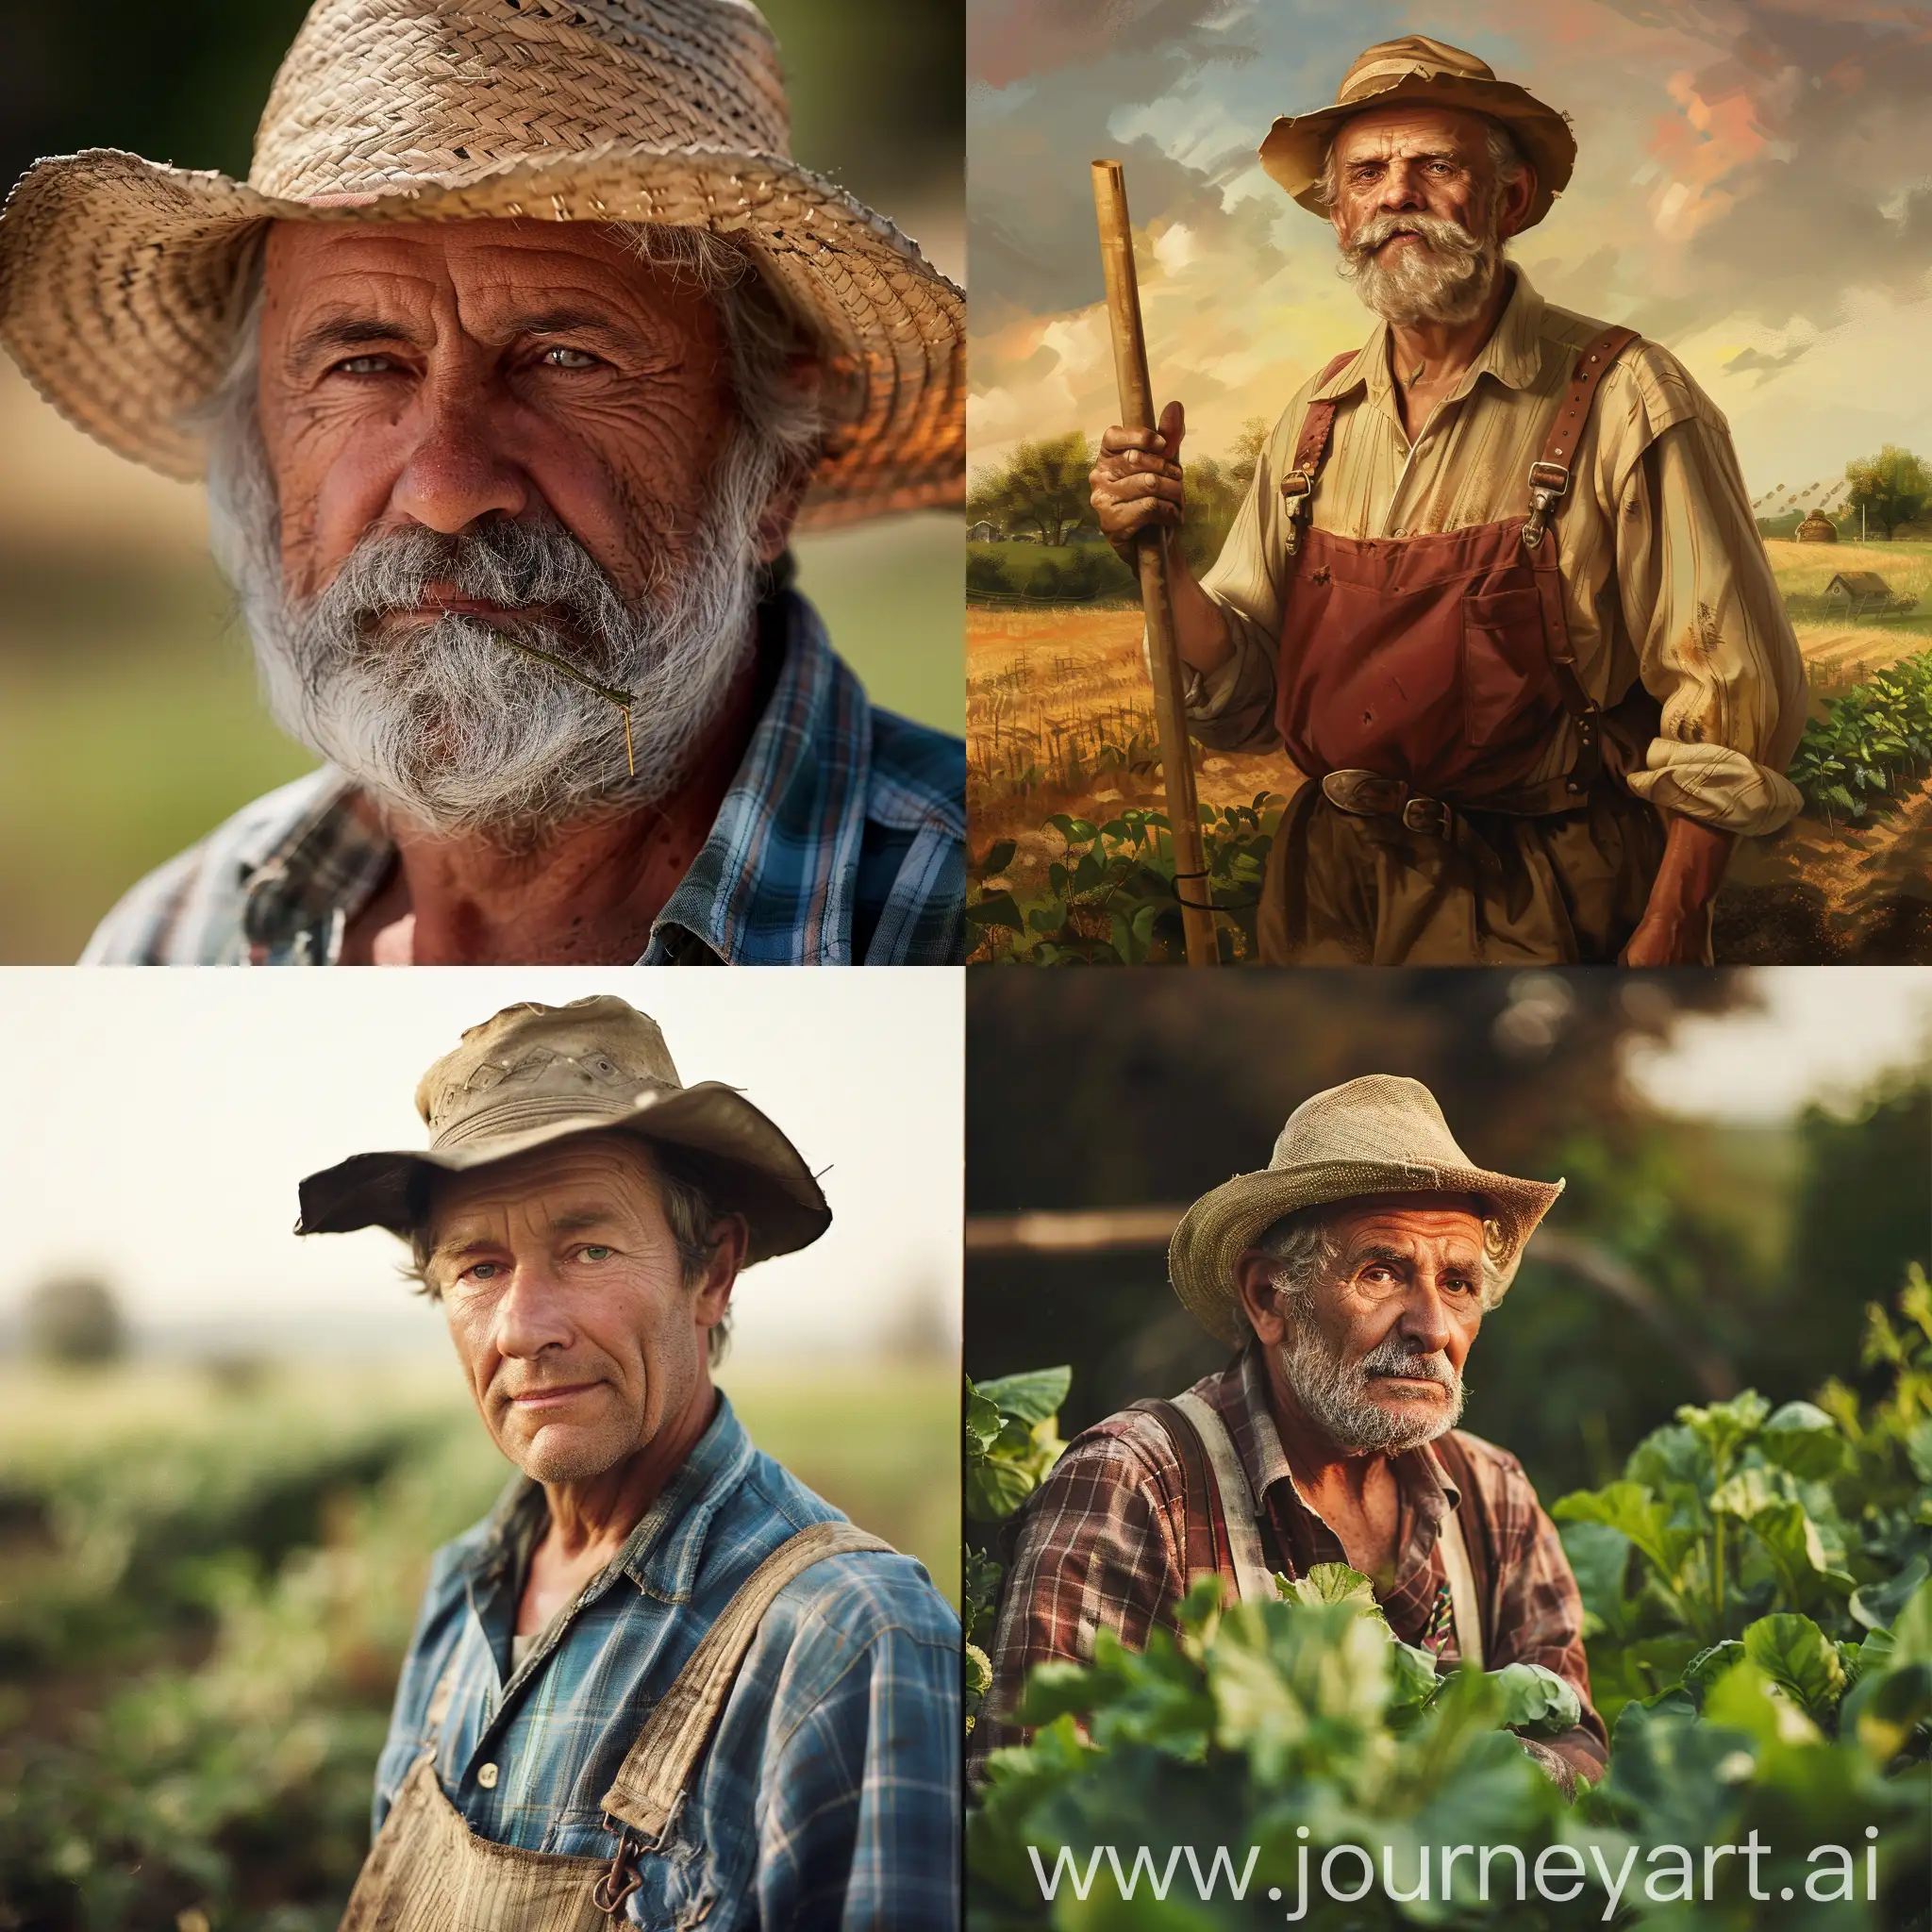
(966, 970, 1932, 1503)
(0, 0, 962, 204)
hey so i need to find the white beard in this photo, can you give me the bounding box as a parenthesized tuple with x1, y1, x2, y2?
(1338, 208, 1504, 329)
(1277, 1315, 1466, 1454)
(208, 412, 782, 841)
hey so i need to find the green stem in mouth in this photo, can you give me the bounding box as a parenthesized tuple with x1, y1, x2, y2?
(489, 633, 638, 776)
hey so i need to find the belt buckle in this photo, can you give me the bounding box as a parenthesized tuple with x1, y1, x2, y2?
(1401, 795, 1454, 838)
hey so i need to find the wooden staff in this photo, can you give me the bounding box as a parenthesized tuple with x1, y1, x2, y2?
(1091, 158, 1218, 968)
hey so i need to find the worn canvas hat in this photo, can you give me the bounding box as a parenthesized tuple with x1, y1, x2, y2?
(1169, 1074, 1563, 1347)
(296, 994, 830, 1264)
(1258, 34, 1575, 232)
(0, 0, 960, 530)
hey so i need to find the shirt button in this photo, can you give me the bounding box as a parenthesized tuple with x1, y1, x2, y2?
(477, 1762, 500, 1790)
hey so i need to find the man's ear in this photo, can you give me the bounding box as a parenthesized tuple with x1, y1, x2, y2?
(753, 354, 825, 565)
(694, 1213, 748, 1328)
(1497, 162, 1540, 242)
(1236, 1250, 1291, 1345)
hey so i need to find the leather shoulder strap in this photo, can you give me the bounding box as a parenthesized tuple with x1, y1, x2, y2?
(1171, 1391, 1274, 1605)
(1537, 325, 1641, 475)
(1132, 1397, 1229, 1597)
(600, 1520, 893, 1845)
(1429, 1432, 1496, 1666)
(1287, 349, 1362, 484)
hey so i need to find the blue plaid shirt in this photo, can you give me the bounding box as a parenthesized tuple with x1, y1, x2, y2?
(79, 592, 964, 965)
(374, 1394, 960, 1929)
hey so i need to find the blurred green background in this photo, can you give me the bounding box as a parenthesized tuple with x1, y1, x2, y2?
(0, 1357, 957, 1931)
(965, 970, 1932, 1507)
(0, 0, 964, 962)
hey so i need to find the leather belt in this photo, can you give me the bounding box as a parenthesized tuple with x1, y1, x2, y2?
(1321, 769, 1455, 836)
(1319, 768, 1597, 830)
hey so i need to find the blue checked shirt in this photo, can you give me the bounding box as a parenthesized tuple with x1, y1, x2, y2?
(374, 1393, 961, 1929)
(79, 592, 964, 965)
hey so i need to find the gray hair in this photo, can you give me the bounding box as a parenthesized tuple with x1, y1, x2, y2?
(1312, 117, 1529, 214)
(405, 1138, 736, 1368)
(199, 223, 823, 575)
(1245, 1200, 1506, 1335)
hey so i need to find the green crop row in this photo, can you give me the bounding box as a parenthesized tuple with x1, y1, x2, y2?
(1790, 652, 1932, 830)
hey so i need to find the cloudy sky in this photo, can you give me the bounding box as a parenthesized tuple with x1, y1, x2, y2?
(0, 971, 962, 1361)
(969, 0, 1932, 493)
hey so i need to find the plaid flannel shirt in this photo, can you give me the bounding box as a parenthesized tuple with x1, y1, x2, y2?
(976, 1346, 1607, 1788)
(80, 591, 964, 965)
(375, 1393, 961, 1930)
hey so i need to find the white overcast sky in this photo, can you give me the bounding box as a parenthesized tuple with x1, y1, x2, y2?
(0, 970, 961, 1360)
(1624, 969, 1932, 1124)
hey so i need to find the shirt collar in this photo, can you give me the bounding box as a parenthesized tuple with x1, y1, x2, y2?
(463, 1391, 758, 1607)
(1309, 265, 1547, 411)
(236, 592, 871, 966)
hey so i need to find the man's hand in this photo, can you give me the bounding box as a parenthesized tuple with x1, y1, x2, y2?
(1090, 399, 1187, 565)
(1620, 813, 1736, 966)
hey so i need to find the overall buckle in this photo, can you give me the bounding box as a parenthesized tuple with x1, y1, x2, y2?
(1401, 796, 1455, 839)
(1522, 460, 1570, 550)
(593, 1823, 646, 1918)
(1280, 469, 1314, 555)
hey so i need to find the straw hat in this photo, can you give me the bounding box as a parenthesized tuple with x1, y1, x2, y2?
(1258, 35, 1575, 232)
(1168, 1075, 1563, 1347)
(0, 0, 960, 530)
(296, 994, 830, 1265)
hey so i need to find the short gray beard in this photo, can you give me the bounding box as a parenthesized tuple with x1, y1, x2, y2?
(1277, 1315, 1465, 1455)
(204, 301, 792, 842)
(1338, 207, 1503, 329)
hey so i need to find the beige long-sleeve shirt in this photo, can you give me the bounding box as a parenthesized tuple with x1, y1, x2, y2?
(1186, 270, 1807, 836)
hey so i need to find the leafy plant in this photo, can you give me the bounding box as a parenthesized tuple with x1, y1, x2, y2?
(1789, 652, 1932, 829)
(967, 795, 1284, 965)
(965, 1368, 1072, 1735)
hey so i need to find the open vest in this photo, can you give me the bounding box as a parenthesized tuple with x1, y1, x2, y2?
(1271, 326, 1659, 825)
(339, 1521, 891, 1932)
(1133, 1394, 1495, 1666)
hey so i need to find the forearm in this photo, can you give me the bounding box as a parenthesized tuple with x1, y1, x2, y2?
(1159, 540, 1235, 675)
(1624, 811, 1737, 966)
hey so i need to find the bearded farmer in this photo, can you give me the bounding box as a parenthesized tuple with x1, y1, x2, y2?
(298, 995, 959, 1927)
(975, 1075, 1607, 1794)
(0, 0, 963, 966)
(1089, 37, 1805, 967)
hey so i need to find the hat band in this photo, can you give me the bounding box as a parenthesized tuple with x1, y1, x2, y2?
(429, 1089, 654, 1151)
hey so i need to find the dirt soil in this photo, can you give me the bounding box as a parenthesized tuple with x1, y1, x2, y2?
(969, 600, 1932, 962)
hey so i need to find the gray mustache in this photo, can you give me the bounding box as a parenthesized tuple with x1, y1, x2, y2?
(314, 521, 637, 624)
(1346, 211, 1486, 264)
(1357, 1338, 1457, 1387)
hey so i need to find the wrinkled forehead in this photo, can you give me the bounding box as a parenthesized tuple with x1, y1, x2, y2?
(1325, 1191, 1489, 1256)
(425, 1132, 664, 1237)
(1329, 103, 1498, 168)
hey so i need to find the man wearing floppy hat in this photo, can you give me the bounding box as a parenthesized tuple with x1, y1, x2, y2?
(1090, 36, 1805, 969)
(977, 1074, 1607, 1794)
(296, 994, 959, 1926)
(0, 0, 964, 967)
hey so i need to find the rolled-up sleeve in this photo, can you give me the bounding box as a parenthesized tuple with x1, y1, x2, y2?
(1613, 409, 1808, 835)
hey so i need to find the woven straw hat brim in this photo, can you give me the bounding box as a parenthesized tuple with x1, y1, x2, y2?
(295, 1078, 829, 1266)
(1258, 72, 1575, 232)
(0, 143, 962, 531)
(1169, 1158, 1564, 1348)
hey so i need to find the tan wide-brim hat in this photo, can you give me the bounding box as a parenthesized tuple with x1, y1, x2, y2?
(0, 0, 960, 531)
(296, 994, 829, 1267)
(1169, 1074, 1563, 1347)
(1259, 34, 1575, 233)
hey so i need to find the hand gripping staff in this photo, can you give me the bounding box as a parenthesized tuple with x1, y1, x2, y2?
(1091, 159, 1220, 968)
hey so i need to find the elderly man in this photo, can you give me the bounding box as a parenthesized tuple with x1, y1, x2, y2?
(1090, 36, 1805, 968)
(296, 995, 959, 1926)
(977, 1074, 1607, 1794)
(0, 0, 964, 965)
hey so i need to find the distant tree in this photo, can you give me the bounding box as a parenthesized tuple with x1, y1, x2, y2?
(967, 433, 1094, 547)
(24, 1274, 126, 1368)
(1844, 445, 1930, 541)
(1229, 415, 1272, 492)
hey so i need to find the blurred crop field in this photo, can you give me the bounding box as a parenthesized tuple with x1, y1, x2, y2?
(0, 1356, 957, 1930)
